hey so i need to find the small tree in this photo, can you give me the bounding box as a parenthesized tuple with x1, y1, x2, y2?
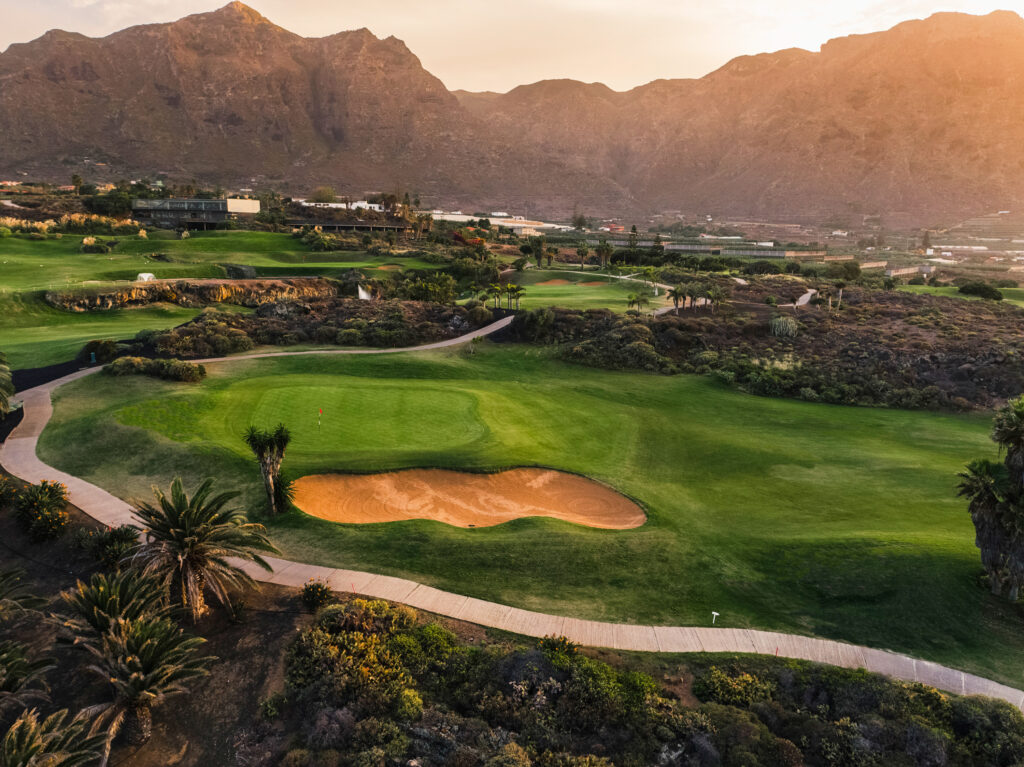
(309, 186, 337, 204)
(244, 424, 291, 515)
(668, 285, 686, 315)
(83, 617, 212, 751)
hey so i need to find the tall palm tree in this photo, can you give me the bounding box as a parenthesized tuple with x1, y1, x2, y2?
(706, 285, 727, 314)
(957, 459, 1010, 595)
(596, 239, 613, 270)
(129, 478, 278, 622)
(668, 285, 686, 315)
(0, 351, 12, 419)
(0, 708, 103, 767)
(57, 570, 170, 641)
(83, 617, 212, 758)
(509, 285, 525, 310)
(0, 641, 53, 716)
(244, 424, 291, 515)
(487, 283, 503, 309)
(576, 242, 590, 267)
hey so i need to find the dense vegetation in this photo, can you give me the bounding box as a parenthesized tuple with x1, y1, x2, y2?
(252, 597, 1024, 767)
(511, 283, 1024, 411)
(133, 298, 497, 359)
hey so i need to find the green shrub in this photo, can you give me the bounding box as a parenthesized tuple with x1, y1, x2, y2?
(0, 226, 11, 238)
(0, 476, 19, 508)
(301, 579, 332, 612)
(315, 598, 416, 637)
(468, 305, 494, 326)
(80, 339, 121, 364)
(76, 524, 138, 568)
(769, 315, 799, 338)
(104, 356, 206, 382)
(959, 282, 1003, 301)
(15, 480, 70, 542)
(694, 666, 776, 707)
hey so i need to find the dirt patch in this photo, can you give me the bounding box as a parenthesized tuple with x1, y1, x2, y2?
(376, 264, 403, 271)
(293, 468, 646, 529)
(535, 279, 571, 286)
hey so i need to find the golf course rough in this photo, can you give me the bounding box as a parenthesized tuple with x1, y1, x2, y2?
(291, 468, 647, 528)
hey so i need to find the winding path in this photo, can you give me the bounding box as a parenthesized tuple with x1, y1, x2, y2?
(2, 316, 1022, 708)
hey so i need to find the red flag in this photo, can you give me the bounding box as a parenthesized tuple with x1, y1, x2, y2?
(319, 408, 323, 415)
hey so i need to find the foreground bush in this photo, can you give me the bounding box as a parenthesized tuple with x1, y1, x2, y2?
(104, 356, 206, 382)
(14, 480, 69, 542)
(255, 597, 1024, 766)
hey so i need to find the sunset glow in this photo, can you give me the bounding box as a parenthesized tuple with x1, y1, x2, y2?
(2, 0, 1023, 90)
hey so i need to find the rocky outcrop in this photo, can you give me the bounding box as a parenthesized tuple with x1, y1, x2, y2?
(3, 4, 1024, 223)
(45, 278, 337, 312)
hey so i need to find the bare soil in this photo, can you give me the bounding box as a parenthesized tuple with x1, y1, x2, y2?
(535, 279, 571, 286)
(292, 468, 646, 529)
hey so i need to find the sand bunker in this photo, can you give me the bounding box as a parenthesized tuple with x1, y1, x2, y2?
(293, 468, 646, 529)
(535, 279, 571, 286)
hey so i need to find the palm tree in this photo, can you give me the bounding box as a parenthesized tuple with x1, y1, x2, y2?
(0, 351, 12, 419)
(596, 239, 613, 270)
(129, 478, 278, 622)
(706, 285, 727, 314)
(509, 285, 525, 310)
(0, 708, 104, 767)
(0, 569, 43, 619)
(958, 459, 1011, 595)
(668, 285, 686, 315)
(992, 395, 1024, 485)
(0, 641, 53, 716)
(244, 424, 291, 515)
(83, 617, 212, 757)
(576, 242, 590, 267)
(487, 283, 503, 309)
(57, 570, 170, 641)
(834, 280, 847, 310)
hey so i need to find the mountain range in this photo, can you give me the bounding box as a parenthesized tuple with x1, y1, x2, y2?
(2, 2, 1024, 225)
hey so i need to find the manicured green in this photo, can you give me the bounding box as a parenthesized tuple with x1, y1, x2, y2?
(899, 284, 1024, 308)
(506, 270, 670, 312)
(37, 344, 1023, 685)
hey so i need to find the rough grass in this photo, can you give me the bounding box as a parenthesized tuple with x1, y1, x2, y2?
(37, 344, 1024, 686)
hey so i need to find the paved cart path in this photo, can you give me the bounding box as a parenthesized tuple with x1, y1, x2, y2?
(2, 316, 1022, 708)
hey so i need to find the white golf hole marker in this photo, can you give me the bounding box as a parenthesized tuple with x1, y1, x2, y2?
(712, 611, 720, 624)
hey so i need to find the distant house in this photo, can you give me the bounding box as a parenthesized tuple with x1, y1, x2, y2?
(132, 198, 261, 229)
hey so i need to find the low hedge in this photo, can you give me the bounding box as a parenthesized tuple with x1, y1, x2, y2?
(104, 356, 206, 382)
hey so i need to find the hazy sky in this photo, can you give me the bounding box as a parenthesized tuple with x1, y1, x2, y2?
(1, 0, 1021, 91)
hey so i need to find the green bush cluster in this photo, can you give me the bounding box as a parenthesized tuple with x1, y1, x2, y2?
(14, 480, 70, 542)
(104, 356, 206, 382)
(959, 282, 1004, 301)
(73, 524, 138, 569)
(301, 579, 332, 612)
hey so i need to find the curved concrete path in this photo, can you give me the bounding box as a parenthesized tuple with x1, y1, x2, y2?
(2, 319, 1022, 708)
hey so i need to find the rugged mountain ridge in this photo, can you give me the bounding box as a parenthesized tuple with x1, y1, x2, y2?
(2, 3, 1024, 223)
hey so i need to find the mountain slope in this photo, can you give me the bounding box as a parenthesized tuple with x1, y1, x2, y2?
(2, 3, 1024, 223)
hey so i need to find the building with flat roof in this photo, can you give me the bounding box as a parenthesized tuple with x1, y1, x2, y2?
(132, 198, 260, 229)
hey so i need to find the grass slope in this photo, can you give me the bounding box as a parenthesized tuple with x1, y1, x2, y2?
(509, 270, 670, 313)
(899, 284, 1024, 308)
(0, 231, 435, 292)
(37, 345, 1024, 685)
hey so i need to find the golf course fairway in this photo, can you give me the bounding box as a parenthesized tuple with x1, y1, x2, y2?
(36, 344, 1024, 685)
